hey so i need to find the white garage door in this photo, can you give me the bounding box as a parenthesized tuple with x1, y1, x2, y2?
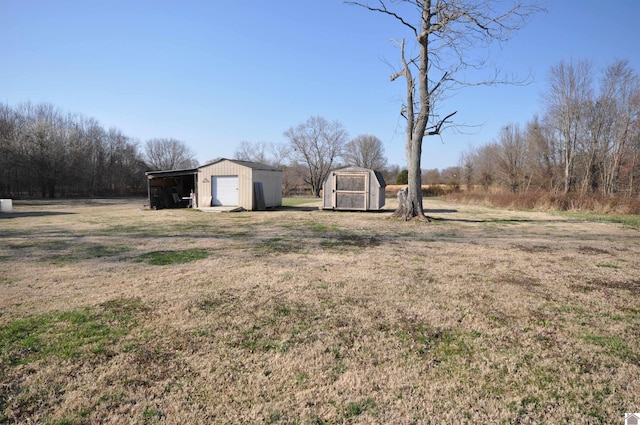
(211, 176, 239, 206)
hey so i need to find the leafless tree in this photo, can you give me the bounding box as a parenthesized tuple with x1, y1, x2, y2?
(343, 134, 388, 169)
(598, 60, 640, 196)
(284, 116, 348, 197)
(524, 115, 559, 192)
(144, 138, 198, 171)
(543, 59, 594, 194)
(346, 0, 541, 220)
(234, 140, 269, 164)
(496, 124, 528, 192)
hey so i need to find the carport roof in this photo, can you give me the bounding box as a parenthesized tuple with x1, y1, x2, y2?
(145, 168, 198, 179)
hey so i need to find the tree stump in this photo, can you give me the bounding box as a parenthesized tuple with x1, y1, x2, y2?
(392, 187, 410, 220)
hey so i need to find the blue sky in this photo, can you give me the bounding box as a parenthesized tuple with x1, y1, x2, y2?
(2, 1, 639, 169)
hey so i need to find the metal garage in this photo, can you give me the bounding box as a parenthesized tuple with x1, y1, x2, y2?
(146, 159, 282, 211)
(197, 159, 282, 210)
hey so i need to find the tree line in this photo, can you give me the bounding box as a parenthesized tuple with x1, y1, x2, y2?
(0, 102, 198, 198)
(459, 59, 640, 197)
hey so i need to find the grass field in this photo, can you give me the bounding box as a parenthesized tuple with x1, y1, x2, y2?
(1, 197, 639, 424)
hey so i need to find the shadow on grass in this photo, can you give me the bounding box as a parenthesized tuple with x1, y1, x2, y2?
(0, 211, 77, 219)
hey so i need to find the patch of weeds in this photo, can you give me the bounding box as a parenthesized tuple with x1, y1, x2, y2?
(0, 298, 143, 365)
(580, 333, 637, 363)
(142, 406, 164, 423)
(432, 231, 459, 238)
(578, 246, 610, 255)
(1, 311, 104, 365)
(0, 277, 17, 285)
(190, 291, 238, 315)
(343, 398, 376, 419)
(595, 262, 619, 269)
(310, 223, 341, 232)
(233, 301, 319, 353)
(99, 297, 149, 320)
(588, 278, 640, 294)
(102, 224, 147, 236)
(509, 396, 540, 419)
(9, 239, 70, 251)
(236, 324, 288, 353)
(320, 233, 381, 249)
(254, 237, 303, 255)
(77, 245, 132, 259)
(397, 323, 473, 362)
(39, 254, 74, 266)
(513, 244, 554, 253)
(136, 249, 208, 265)
(265, 410, 296, 424)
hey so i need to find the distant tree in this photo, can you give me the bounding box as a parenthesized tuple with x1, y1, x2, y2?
(396, 169, 408, 185)
(543, 59, 594, 194)
(343, 134, 387, 169)
(347, 0, 541, 220)
(234, 140, 290, 168)
(496, 124, 528, 192)
(234, 140, 269, 164)
(381, 163, 402, 186)
(284, 116, 348, 197)
(144, 138, 198, 171)
(422, 168, 441, 185)
(441, 166, 460, 188)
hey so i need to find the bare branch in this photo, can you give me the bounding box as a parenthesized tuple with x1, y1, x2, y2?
(427, 111, 458, 136)
(344, 1, 418, 36)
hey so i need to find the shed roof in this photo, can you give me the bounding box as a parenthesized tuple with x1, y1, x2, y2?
(200, 158, 282, 172)
(145, 168, 198, 178)
(329, 166, 386, 187)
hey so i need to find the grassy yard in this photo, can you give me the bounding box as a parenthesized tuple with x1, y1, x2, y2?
(1, 197, 639, 424)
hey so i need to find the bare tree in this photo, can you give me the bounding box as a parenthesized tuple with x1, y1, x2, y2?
(346, 0, 541, 220)
(234, 140, 269, 164)
(524, 115, 559, 192)
(234, 140, 290, 168)
(144, 138, 198, 171)
(598, 60, 640, 196)
(543, 59, 594, 194)
(284, 116, 348, 197)
(496, 124, 528, 192)
(343, 134, 388, 169)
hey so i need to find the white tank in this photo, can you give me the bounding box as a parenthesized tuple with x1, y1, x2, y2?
(0, 199, 13, 213)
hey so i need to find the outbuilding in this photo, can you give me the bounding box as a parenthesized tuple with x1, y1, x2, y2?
(146, 158, 282, 211)
(322, 166, 386, 211)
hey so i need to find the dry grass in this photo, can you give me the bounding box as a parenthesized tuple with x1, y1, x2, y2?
(1, 197, 640, 424)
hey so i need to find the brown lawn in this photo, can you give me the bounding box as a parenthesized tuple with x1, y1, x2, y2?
(1, 197, 639, 424)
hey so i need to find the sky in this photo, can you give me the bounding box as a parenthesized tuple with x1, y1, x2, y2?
(2, 1, 639, 170)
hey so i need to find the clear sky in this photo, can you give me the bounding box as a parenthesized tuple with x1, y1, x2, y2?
(2, 1, 639, 169)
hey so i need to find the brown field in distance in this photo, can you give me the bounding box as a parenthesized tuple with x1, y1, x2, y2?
(1, 197, 639, 424)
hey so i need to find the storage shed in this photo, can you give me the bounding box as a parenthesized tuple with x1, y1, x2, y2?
(146, 158, 282, 211)
(322, 166, 386, 210)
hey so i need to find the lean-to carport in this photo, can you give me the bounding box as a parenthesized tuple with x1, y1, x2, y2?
(145, 168, 198, 209)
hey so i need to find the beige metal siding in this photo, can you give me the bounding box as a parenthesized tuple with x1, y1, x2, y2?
(196, 160, 282, 210)
(197, 160, 251, 209)
(253, 169, 283, 208)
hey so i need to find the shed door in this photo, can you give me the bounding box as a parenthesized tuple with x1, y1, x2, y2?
(211, 176, 239, 206)
(334, 173, 368, 210)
